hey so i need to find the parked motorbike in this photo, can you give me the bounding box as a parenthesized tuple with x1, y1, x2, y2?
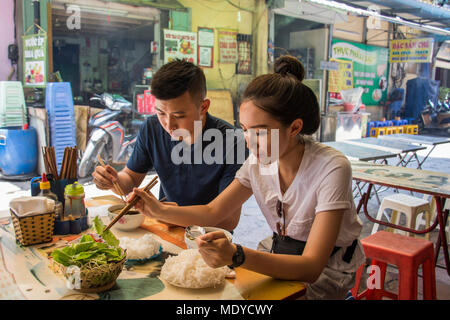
(418, 96, 450, 135)
(78, 93, 144, 178)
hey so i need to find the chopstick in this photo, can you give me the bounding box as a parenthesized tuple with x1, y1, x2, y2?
(97, 155, 127, 202)
(103, 176, 159, 232)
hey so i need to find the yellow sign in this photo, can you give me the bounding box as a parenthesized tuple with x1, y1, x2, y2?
(328, 59, 353, 93)
(389, 38, 433, 63)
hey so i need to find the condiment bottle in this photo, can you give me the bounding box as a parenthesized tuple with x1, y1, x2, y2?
(38, 173, 63, 220)
(64, 182, 85, 220)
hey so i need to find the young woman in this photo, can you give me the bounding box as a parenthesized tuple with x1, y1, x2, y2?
(130, 56, 365, 300)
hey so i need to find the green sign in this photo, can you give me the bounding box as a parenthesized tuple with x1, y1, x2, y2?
(331, 39, 389, 106)
(23, 34, 47, 88)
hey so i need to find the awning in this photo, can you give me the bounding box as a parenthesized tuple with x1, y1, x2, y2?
(104, 0, 185, 10)
(303, 0, 450, 37)
(333, 0, 450, 29)
(274, 0, 348, 24)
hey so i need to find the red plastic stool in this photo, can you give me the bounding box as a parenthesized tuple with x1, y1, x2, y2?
(351, 231, 436, 300)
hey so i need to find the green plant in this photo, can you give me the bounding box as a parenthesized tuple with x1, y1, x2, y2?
(439, 87, 450, 100)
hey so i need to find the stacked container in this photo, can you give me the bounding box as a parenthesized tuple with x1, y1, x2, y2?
(45, 82, 76, 172)
(0, 81, 27, 127)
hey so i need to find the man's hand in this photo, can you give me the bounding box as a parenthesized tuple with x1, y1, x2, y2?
(92, 165, 118, 190)
(196, 231, 236, 268)
(129, 188, 163, 219)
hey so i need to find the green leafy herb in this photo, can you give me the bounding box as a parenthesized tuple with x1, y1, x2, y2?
(51, 217, 124, 267)
(93, 216, 120, 247)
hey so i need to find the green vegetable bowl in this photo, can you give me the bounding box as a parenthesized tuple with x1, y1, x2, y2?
(51, 218, 127, 293)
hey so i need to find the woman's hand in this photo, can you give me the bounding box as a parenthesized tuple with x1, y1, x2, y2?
(92, 165, 118, 190)
(128, 188, 163, 218)
(196, 231, 236, 268)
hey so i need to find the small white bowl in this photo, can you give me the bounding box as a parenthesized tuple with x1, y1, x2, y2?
(107, 204, 145, 231)
(184, 226, 233, 249)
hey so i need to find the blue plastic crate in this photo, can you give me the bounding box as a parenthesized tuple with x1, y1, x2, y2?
(45, 82, 76, 171)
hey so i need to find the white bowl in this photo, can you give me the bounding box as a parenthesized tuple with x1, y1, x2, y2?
(107, 204, 145, 231)
(184, 226, 233, 249)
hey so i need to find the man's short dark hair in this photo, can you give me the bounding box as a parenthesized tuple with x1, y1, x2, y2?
(151, 59, 206, 104)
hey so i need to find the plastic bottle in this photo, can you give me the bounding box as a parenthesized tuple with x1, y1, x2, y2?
(64, 182, 85, 220)
(38, 173, 63, 220)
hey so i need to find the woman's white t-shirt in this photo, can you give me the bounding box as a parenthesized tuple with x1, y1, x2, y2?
(235, 138, 363, 248)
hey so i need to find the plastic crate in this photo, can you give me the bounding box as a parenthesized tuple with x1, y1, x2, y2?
(45, 83, 76, 171)
(0, 81, 26, 127)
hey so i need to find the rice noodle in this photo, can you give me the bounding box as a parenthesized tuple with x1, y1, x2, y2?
(160, 249, 228, 288)
(119, 234, 161, 260)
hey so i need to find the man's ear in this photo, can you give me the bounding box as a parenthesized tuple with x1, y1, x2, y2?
(201, 99, 210, 115)
(290, 119, 303, 137)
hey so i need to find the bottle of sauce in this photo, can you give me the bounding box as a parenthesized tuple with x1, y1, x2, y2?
(38, 173, 63, 220)
(64, 182, 85, 220)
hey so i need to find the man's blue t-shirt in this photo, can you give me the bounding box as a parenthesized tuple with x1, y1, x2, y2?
(127, 113, 248, 206)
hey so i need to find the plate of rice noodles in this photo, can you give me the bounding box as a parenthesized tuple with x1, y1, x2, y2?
(160, 249, 229, 289)
(119, 234, 163, 263)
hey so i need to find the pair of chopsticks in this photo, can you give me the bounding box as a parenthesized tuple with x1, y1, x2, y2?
(42, 146, 58, 179)
(42, 146, 77, 180)
(60, 147, 77, 180)
(97, 155, 127, 202)
(103, 176, 159, 232)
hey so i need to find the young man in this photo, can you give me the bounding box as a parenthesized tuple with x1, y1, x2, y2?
(92, 60, 247, 231)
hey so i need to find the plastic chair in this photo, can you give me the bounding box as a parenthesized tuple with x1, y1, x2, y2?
(371, 193, 432, 240)
(352, 231, 436, 300)
(374, 127, 386, 137)
(393, 126, 404, 134)
(405, 124, 418, 135)
(418, 196, 450, 241)
(385, 126, 395, 135)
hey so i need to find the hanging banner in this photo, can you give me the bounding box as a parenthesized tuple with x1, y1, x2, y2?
(23, 33, 48, 88)
(236, 34, 252, 74)
(218, 29, 238, 64)
(331, 39, 389, 105)
(389, 38, 433, 63)
(163, 29, 197, 64)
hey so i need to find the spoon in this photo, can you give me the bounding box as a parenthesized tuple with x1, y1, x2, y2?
(186, 225, 206, 240)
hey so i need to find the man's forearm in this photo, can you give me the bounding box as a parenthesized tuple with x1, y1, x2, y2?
(116, 171, 140, 194)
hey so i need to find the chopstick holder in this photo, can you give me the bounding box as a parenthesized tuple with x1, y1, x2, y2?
(103, 176, 158, 232)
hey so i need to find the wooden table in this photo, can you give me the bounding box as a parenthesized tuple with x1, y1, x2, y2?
(351, 161, 450, 276)
(378, 134, 450, 169)
(0, 197, 306, 300)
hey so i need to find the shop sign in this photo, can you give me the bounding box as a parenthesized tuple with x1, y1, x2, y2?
(163, 29, 197, 64)
(218, 29, 238, 64)
(389, 38, 433, 63)
(331, 39, 389, 105)
(23, 33, 47, 88)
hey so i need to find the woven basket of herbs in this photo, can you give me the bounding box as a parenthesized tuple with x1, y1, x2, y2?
(51, 217, 127, 293)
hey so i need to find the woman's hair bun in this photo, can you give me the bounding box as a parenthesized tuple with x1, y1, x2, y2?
(273, 55, 305, 82)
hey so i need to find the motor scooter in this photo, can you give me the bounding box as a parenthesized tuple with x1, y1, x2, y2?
(418, 97, 450, 136)
(78, 93, 144, 178)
